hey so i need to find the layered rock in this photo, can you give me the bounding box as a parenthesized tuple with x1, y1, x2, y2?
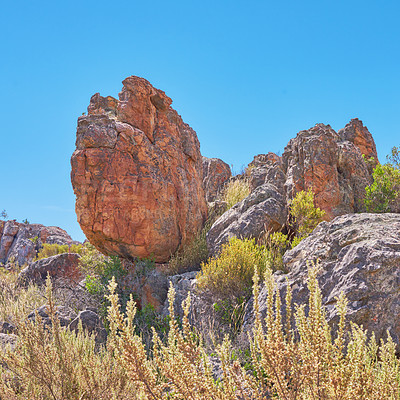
(0, 220, 77, 268)
(202, 157, 231, 202)
(71, 76, 208, 263)
(245, 213, 400, 346)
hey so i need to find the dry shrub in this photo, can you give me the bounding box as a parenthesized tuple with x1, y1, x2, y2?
(0, 269, 43, 322)
(222, 178, 250, 209)
(1, 264, 399, 399)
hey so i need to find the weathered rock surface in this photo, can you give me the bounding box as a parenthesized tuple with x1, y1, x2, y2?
(0, 220, 77, 268)
(207, 183, 287, 256)
(71, 76, 208, 263)
(245, 213, 400, 346)
(18, 253, 82, 286)
(282, 119, 375, 219)
(207, 119, 377, 254)
(202, 157, 231, 202)
(248, 152, 286, 193)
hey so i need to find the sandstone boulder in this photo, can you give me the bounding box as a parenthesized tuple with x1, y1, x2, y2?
(0, 220, 77, 268)
(245, 213, 400, 347)
(206, 183, 287, 256)
(202, 156, 231, 202)
(71, 76, 208, 263)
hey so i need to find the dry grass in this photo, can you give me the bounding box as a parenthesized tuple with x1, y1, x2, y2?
(222, 178, 250, 209)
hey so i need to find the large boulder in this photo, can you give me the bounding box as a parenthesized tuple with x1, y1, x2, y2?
(245, 213, 400, 346)
(207, 183, 287, 256)
(71, 76, 208, 263)
(0, 220, 77, 268)
(202, 156, 231, 202)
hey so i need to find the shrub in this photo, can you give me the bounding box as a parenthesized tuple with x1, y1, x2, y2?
(197, 237, 268, 301)
(222, 177, 250, 209)
(35, 243, 84, 260)
(364, 160, 400, 213)
(290, 188, 325, 245)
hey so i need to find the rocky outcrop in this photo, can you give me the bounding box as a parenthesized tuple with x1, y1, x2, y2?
(207, 183, 287, 256)
(0, 220, 77, 268)
(18, 253, 82, 286)
(245, 213, 400, 346)
(71, 76, 208, 263)
(282, 119, 375, 219)
(202, 157, 231, 202)
(206, 119, 377, 255)
(247, 152, 286, 193)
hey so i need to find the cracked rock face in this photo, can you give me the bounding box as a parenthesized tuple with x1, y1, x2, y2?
(71, 76, 208, 263)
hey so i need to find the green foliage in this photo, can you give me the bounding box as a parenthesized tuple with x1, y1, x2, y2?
(387, 145, 400, 169)
(0, 210, 7, 220)
(197, 237, 268, 301)
(364, 160, 400, 213)
(290, 188, 325, 245)
(21, 219, 29, 224)
(35, 243, 84, 260)
(222, 177, 250, 209)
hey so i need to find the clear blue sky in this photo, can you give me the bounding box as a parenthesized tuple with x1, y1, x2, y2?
(1, 0, 399, 242)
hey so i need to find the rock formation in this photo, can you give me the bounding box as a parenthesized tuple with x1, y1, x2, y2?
(71, 76, 208, 263)
(207, 118, 377, 254)
(283, 119, 376, 219)
(244, 213, 400, 346)
(207, 183, 287, 256)
(0, 220, 77, 268)
(202, 157, 231, 202)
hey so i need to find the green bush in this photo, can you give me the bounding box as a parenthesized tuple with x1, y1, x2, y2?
(364, 161, 400, 213)
(290, 188, 325, 246)
(197, 237, 268, 301)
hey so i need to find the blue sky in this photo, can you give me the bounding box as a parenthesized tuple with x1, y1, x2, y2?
(1, 0, 399, 242)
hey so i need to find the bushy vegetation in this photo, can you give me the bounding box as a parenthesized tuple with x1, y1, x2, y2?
(1, 265, 399, 399)
(197, 237, 268, 301)
(290, 188, 325, 242)
(364, 147, 400, 213)
(35, 243, 84, 260)
(222, 177, 250, 209)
